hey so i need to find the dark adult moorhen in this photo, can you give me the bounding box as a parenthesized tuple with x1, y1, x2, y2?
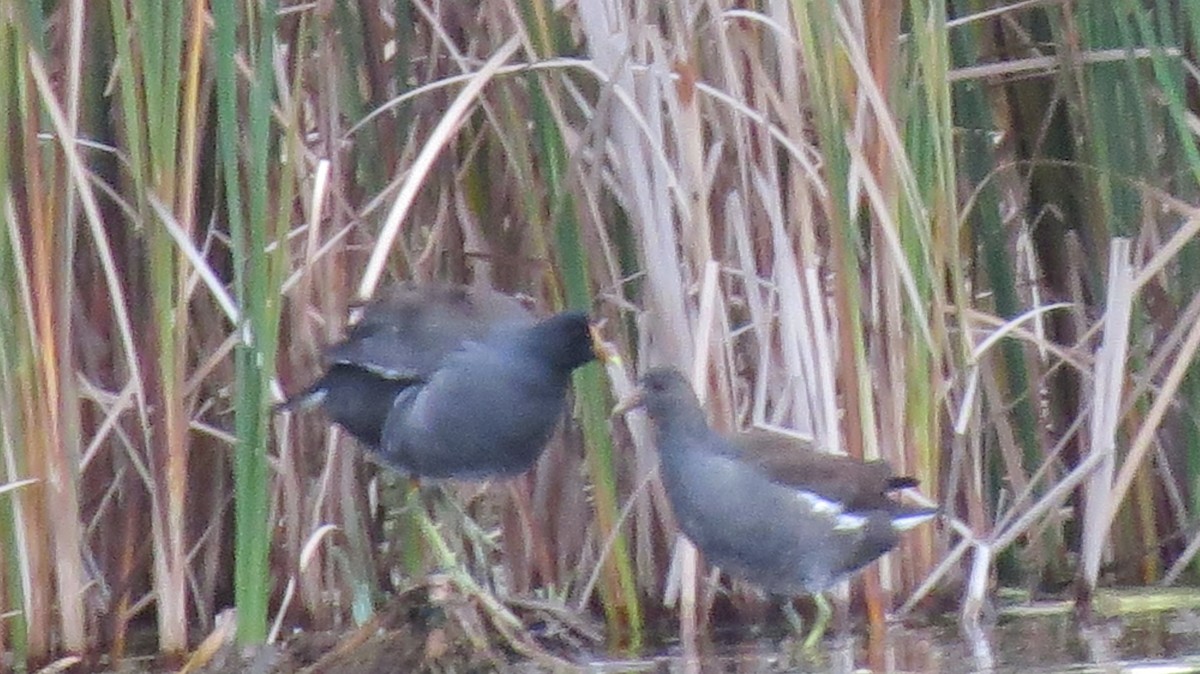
(379, 309, 601, 478)
(282, 282, 607, 479)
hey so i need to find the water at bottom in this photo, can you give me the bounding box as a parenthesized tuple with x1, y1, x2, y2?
(570, 608, 1200, 674)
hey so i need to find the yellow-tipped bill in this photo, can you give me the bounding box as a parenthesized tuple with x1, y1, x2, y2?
(588, 321, 622, 366)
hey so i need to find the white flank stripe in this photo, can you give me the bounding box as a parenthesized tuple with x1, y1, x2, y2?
(833, 513, 868, 531)
(793, 490, 936, 532)
(795, 490, 844, 516)
(794, 490, 866, 530)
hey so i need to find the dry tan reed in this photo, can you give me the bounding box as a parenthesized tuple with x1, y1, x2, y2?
(3, 1, 1200, 668)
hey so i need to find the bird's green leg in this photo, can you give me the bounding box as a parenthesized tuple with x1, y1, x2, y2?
(802, 593, 831, 650)
(397, 479, 429, 576)
(414, 501, 523, 631)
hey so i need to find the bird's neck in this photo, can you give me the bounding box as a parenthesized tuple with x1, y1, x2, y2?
(654, 408, 717, 456)
(505, 322, 582, 372)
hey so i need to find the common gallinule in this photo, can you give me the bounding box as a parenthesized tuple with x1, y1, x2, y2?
(282, 282, 607, 479)
(379, 309, 601, 478)
(616, 367, 936, 647)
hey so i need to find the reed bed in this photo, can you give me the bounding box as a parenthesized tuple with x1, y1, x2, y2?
(2, 0, 1200, 668)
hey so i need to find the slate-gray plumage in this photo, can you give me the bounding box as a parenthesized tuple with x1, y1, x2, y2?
(380, 309, 598, 478)
(281, 283, 603, 479)
(618, 367, 935, 645)
(280, 283, 534, 448)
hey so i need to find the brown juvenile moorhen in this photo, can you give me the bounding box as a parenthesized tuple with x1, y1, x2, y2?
(616, 367, 936, 647)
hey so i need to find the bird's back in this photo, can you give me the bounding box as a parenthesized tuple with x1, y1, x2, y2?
(325, 284, 534, 380)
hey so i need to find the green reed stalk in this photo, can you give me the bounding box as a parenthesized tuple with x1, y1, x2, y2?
(215, 0, 289, 645)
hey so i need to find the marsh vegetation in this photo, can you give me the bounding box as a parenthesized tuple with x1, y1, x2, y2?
(4, 1, 1200, 670)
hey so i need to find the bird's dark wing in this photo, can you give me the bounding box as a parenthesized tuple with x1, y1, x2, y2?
(323, 283, 535, 379)
(280, 282, 536, 449)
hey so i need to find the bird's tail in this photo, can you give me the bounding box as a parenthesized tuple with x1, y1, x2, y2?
(885, 476, 920, 491)
(891, 505, 938, 531)
(274, 382, 327, 414)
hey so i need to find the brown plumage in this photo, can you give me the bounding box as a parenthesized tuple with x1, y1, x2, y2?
(733, 430, 921, 513)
